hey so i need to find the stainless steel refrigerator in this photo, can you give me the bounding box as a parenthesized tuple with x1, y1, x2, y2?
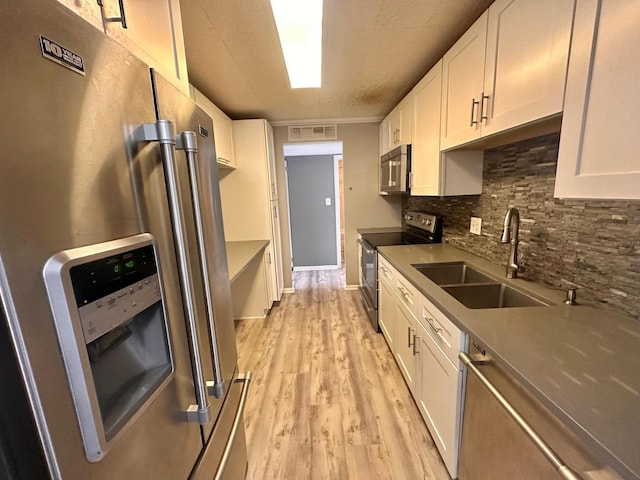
(0, 1, 249, 479)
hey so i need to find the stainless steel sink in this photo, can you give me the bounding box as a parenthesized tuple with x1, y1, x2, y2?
(442, 284, 548, 309)
(412, 262, 495, 285)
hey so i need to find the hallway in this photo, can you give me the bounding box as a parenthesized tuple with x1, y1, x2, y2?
(235, 269, 449, 479)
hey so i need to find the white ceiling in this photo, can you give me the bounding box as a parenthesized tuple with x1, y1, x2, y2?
(180, 0, 493, 123)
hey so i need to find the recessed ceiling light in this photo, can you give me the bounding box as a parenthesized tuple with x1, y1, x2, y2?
(269, 0, 323, 89)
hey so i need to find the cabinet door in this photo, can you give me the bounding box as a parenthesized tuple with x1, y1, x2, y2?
(440, 11, 487, 150)
(191, 87, 236, 168)
(398, 96, 414, 145)
(555, 0, 640, 199)
(482, 0, 573, 137)
(379, 116, 391, 155)
(416, 332, 463, 479)
(411, 61, 442, 196)
(394, 302, 416, 392)
(100, 0, 189, 96)
(56, 0, 103, 29)
(388, 107, 401, 148)
(378, 278, 395, 349)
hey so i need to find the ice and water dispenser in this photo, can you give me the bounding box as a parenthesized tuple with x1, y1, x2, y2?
(44, 234, 173, 461)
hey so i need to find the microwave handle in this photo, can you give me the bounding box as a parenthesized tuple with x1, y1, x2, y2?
(389, 160, 396, 187)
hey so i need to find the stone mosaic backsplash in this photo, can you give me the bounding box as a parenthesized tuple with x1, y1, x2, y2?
(404, 133, 640, 320)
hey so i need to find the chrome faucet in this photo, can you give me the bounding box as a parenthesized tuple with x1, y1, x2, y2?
(501, 207, 520, 279)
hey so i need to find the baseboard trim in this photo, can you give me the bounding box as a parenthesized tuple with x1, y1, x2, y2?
(344, 284, 360, 291)
(234, 315, 267, 321)
(282, 288, 295, 294)
(293, 265, 340, 271)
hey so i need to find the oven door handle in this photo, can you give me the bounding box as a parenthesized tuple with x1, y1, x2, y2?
(358, 238, 375, 255)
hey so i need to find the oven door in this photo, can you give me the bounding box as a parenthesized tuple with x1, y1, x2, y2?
(358, 238, 377, 309)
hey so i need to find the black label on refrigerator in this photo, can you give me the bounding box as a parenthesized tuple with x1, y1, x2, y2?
(39, 36, 85, 76)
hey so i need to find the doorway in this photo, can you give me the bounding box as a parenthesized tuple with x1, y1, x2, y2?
(284, 142, 343, 272)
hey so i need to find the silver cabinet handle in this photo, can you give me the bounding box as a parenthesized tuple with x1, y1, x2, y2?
(135, 120, 210, 424)
(398, 285, 411, 303)
(97, 0, 127, 28)
(470, 98, 480, 126)
(459, 352, 581, 480)
(423, 313, 443, 336)
(480, 92, 490, 123)
(413, 335, 420, 356)
(407, 326, 415, 347)
(176, 130, 226, 399)
(214, 372, 252, 480)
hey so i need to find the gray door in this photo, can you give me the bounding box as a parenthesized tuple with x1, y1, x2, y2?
(286, 155, 338, 268)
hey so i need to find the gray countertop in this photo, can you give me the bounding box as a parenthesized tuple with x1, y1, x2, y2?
(226, 240, 269, 283)
(378, 243, 640, 480)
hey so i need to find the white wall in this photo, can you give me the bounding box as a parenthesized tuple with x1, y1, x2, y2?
(273, 123, 402, 288)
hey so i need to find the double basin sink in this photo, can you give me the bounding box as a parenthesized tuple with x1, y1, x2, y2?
(412, 262, 548, 309)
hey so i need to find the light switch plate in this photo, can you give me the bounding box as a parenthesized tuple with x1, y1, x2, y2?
(470, 217, 482, 235)
(325, 197, 331, 206)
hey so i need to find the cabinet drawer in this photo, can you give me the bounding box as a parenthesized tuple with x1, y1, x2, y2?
(377, 254, 396, 287)
(395, 275, 418, 318)
(418, 295, 466, 367)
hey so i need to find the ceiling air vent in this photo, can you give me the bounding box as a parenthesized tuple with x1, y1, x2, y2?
(288, 124, 337, 141)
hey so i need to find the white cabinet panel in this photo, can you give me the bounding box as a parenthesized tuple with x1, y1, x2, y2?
(555, 0, 640, 199)
(191, 86, 236, 169)
(394, 301, 417, 393)
(411, 61, 484, 197)
(378, 278, 395, 349)
(99, 0, 189, 96)
(416, 327, 463, 479)
(411, 61, 443, 196)
(440, 11, 487, 150)
(482, 0, 573, 137)
(56, 0, 103, 29)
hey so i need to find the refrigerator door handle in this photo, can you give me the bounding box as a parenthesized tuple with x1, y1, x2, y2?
(135, 121, 212, 425)
(214, 372, 252, 480)
(176, 130, 226, 399)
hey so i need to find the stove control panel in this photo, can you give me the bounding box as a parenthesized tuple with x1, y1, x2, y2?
(405, 210, 439, 234)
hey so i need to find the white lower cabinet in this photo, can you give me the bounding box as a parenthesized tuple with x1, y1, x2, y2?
(394, 301, 417, 393)
(377, 253, 466, 479)
(415, 322, 464, 478)
(378, 277, 395, 349)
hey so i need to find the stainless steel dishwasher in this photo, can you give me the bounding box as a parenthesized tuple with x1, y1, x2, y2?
(458, 340, 622, 480)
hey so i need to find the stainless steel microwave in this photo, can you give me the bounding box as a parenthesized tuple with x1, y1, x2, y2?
(380, 144, 410, 195)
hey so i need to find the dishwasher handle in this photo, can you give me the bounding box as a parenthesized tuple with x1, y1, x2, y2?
(459, 352, 582, 480)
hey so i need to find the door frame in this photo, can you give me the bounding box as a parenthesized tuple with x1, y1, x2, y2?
(283, 143, 343, 271)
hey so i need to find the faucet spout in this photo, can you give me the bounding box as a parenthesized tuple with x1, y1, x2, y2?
(501, 207, 520, 278)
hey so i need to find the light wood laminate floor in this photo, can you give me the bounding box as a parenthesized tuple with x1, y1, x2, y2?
(235, 269, 450, 480)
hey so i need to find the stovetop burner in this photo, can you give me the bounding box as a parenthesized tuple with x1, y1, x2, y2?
(360, 211, 442, 248)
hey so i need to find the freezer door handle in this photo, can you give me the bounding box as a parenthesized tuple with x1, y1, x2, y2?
(214, 372, 252, 480)
(176, 130, 226, 399)
(135, 121, 212, 422)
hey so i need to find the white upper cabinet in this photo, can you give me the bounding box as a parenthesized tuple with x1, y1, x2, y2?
(379, 116, 391, 157)
(99, 0, 189, 96)
(482, 0, 574, 137)
(410, 60, 484, 197)
(190, 86, 236, 169)
(441, 0, 574, 150)
(555, 0, 640, 199)
(56, 0, 103, 30)
(440, 11, 488, 150)
(381, 96, 414, 155)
